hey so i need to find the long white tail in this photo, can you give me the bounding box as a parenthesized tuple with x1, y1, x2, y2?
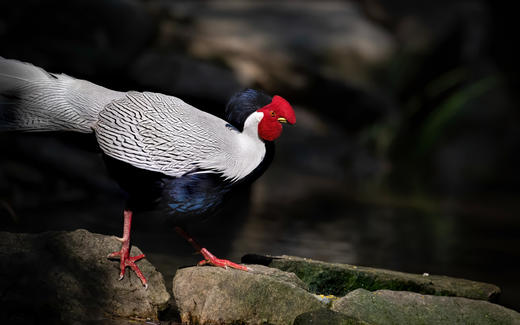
(0, 57, 124, 132)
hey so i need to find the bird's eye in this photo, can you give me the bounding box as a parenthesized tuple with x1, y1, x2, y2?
(270, 111, 276, 117)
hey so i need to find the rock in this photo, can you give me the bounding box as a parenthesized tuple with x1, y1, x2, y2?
(332, 289, 520, 325)
(294, 309, 372, 325)
(242, 255, 500, 301)
(0, 229, 170, 323)
(172, 264, 324, 325)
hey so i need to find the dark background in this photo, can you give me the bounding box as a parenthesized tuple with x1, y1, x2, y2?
(1, 0, 519, 312)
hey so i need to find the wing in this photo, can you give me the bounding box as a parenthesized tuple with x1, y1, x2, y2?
(95, 91, 233, 177)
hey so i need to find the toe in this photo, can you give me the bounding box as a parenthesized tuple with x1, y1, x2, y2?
(107, 251, 121, 259)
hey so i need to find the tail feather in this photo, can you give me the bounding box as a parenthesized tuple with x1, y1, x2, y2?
(0, 57, 124, 132)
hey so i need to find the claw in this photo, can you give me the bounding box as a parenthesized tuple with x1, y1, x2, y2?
(175, 227, 249, 272)
(108, 210, 148, 288)
(107, 251, 121, 259)
(198, 248, 249, 271)
(109, 249, 147, 286)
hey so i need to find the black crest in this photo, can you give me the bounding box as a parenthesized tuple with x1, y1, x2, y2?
(225, 89, 272, 131)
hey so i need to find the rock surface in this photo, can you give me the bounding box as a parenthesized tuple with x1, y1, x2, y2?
(294, 308, 371, 325)
(242, 254, 500, 301)
(172, 264, 324, 325)
(332, 289, 520, 325)
(172, 255, 518, 325)
(0, 230, 170, 323)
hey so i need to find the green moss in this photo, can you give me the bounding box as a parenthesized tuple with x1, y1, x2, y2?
(269, 257, 500, 301)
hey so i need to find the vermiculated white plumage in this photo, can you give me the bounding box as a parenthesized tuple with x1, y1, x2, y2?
(95, 91, 266, 181)
(0, 57, 124, 132)
(0, 57, 266, 182)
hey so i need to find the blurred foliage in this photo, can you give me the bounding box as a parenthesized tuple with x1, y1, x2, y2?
(417, 75, 497, 156)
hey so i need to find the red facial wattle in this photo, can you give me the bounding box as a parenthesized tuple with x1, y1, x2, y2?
(258, 117, 283, 141)
(257, 95, 295, 141)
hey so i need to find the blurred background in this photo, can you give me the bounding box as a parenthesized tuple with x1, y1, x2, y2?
(1, 0, 519, 311)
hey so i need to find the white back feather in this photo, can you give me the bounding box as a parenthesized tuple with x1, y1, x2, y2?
(95, 92, 266, 181)
(1, 58, 267, 181)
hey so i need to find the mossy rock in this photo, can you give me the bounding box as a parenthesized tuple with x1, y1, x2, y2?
(242, 254, 500, 301)
(332, 289, 520, 325)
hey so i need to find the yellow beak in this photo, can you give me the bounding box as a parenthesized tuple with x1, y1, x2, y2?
(277, 117, 288, 123)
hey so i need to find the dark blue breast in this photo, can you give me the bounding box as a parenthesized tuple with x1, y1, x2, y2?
(159, 172, 232, 224)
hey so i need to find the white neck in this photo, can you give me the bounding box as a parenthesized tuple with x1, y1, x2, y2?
(196, 112, 266, 182)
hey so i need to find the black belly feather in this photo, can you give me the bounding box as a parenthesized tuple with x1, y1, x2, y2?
(102, 141, 274, 226)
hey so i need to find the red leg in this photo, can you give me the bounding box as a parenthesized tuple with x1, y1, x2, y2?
(108, 210, 148, 288)
(175, 226, 249, 271)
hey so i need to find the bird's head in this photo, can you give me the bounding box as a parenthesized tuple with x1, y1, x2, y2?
(256, 95, 296, 141)
(225, 89, 295, 141)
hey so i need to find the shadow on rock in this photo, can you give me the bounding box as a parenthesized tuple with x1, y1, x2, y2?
(0, 229, 170, 324)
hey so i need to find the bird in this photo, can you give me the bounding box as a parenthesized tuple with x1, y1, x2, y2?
(0, 57, 296, 288)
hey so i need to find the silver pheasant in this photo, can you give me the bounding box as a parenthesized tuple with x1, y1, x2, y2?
(0, 57, 296, 287)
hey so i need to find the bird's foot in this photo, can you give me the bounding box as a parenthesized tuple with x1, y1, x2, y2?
(198, 248, 250, 271)
(108, 246, 148, 288)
